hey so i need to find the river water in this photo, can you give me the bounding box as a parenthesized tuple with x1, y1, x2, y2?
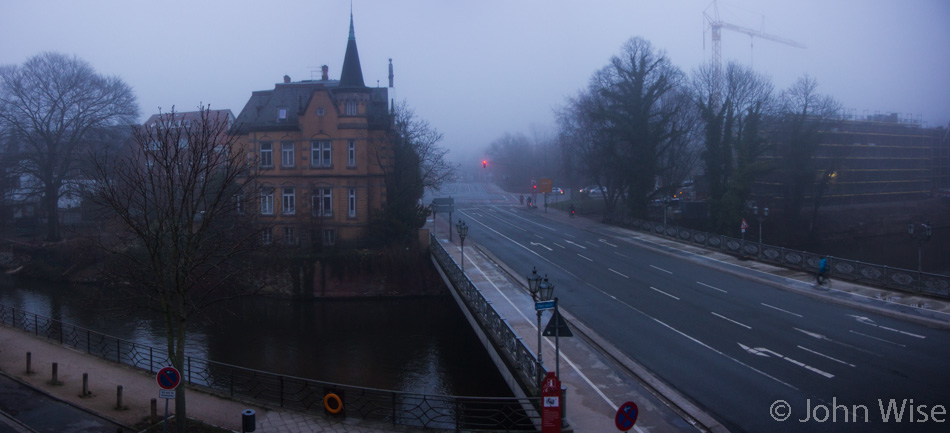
(0, 276, 512, 398)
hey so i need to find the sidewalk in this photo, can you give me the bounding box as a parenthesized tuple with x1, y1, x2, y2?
(0, 325, 433, 432)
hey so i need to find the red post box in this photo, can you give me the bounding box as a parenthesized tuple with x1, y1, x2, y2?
(541, 372, 561, 433)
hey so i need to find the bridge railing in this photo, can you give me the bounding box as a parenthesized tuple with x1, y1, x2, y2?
(624, 219, 950, 298)
(0, 303, 540, 431)
(430, 233, 543, 398)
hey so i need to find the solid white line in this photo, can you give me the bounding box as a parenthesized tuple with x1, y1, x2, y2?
(577, 254, 593, 262)
(711, 312, 751, 329)
(599, 239, 618, 247)
(761, 303, 803, 318)
(797, 345, 856, 367)
(614, 252, 630, 259)
(696, 281, 727, 293)
(849, 330, 906, 348)
(650, 265, 672, 274)
(609, 268, 630, 279)
(649, 286, 680, 300)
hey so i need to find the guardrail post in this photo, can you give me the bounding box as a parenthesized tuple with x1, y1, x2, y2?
(115, 385, 125, 410)
(82, 373, 90, 397)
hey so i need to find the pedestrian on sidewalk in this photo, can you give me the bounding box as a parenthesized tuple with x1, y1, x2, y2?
(816, 256, 829, 286)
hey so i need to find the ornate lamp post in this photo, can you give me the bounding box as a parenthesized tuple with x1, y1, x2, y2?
(456, 219, 468, 272)
(526, 267, 544, 386)
(753, 206, 769, 244)
(907, 222, 932, 273)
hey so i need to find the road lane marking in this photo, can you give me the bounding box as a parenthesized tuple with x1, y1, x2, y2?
(848, 315, 925, 339)
(649, 286, 680, 300)
(608, 268, 629, 279)
(849, 330, 906, 348)
(650, 265, 672, 274)
(761, 303, 803, 318)
(738, 343, 834, 378)
(585, 241, 598, 247)
(614, 252, 630, 259)
(599, 239, 618, 247)
(533, 234, 544, 239)
(793, 327, 881, 356)
(530, 242, 553, 251)
(553, 242, 566, 249)
(711, 312, 751, 329)
(564, 240, 587, 249)
(796, 345, 855, 367)
(577, 254, 593, 262)
(696, 281, 727, 293)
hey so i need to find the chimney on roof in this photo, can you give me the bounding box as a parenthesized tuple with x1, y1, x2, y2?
(321, 65, 329, 81)
(283, 75, 291, 84)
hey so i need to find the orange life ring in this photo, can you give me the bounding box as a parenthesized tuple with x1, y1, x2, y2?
(323, 392, 343, 414)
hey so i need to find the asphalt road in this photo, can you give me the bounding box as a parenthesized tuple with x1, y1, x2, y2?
(0, 373, 129, 433)
(431, 183, 950, 433)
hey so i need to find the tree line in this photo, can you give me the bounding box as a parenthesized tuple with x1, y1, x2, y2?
(488, 36, 842, 239)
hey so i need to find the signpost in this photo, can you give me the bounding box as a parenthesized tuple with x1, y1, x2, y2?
(740, 218, 749, 241)
(541, 372, 561, 433)
(535, 300, 555, 310)
(156, 366, 181, 433)
(615, 401, 639, 431)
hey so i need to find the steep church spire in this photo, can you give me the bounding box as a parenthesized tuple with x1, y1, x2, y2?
(339, 8, 365, 88)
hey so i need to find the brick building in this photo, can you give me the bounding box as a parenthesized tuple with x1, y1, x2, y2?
(232, 13, 391, 248)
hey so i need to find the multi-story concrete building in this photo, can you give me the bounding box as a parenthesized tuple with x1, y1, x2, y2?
(232, 13, 391, 248)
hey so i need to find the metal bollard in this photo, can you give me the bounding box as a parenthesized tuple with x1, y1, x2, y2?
(49, 362, 62, 386)
(115, 385, 124, 410)
(82, 373, 89, 397)
(151, 398, 158, 424)
(26, 352, 32, 374)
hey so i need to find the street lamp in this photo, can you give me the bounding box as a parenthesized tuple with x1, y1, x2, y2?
(753, 206, 769, 244)
(907, 222, 932, 273)
(526, 267, 545, 387)
(456, 219, 468, 272)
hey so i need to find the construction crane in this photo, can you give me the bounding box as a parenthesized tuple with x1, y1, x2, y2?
(704, 1, 805, 73)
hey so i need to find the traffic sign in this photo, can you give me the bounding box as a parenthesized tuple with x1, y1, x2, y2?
(740, 218, 749, 230)
(615, 401, 639, 431)
(535, 300, 555, 310)
(159, 389, 176, 399)
(542, 309, 573, 337)
(156, 366, 181, 390)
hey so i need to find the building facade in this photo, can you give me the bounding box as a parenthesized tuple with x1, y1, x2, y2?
(232, 14, 391, 248)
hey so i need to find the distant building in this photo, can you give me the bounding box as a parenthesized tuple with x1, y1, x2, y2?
(231, 12, 391, 248)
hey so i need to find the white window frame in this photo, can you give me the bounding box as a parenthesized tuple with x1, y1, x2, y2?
(348, 188, 357, 218)
(283, 226, 294, 244)
(312, 188, 332, 217)
(310, 141, 332, 167)
(277, 107, 288, 120)
(234, 194, 245, 214)
(261, 228, 272, 245)
(259, 142, 273, 167)
(345, 100, 357, 115)
(260, 188, 274, 215)
(281, 142, 295, 167)
(282, 187, 295, 215)
(323, 229, 336, 246)
(347, 140, 356, 167)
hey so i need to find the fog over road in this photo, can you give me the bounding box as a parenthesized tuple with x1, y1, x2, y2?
(428, 182, 950, 433)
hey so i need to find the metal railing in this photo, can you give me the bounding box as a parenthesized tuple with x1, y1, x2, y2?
(0, 303, 539, 431)
(430, 233, 544, 399)
(622, 219, 950, 298)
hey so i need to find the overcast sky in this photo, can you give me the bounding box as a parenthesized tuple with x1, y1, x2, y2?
(3, 0, 948, 162)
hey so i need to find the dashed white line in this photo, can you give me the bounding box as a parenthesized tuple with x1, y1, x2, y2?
(553, 242, 566, 249)
(609, 268, 630, 278)
(797, 345, 856, 367)
(650, 265, 673, 274)
(599, 239, 618, 247)
(650, 286, 680, 300)
(577, 254, 593, 262)
(696, 281, 727, 293)
(614, 252, 630, 259)
(849, 330, 906, 348)
(711, 312, 751, 329)
(761, 303, 803, 318)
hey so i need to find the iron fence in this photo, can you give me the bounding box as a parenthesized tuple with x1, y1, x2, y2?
(430, 233, 544, 400)
(0, 303, 539, 431)
(623, 219, 950, 298)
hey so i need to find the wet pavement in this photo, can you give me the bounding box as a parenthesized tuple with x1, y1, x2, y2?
(0, 373, 126, 432)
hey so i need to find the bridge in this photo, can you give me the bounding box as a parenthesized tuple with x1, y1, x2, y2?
(428, 182, 950, 433)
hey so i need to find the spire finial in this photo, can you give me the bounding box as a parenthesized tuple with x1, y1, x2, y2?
(348, 2, 355, 40)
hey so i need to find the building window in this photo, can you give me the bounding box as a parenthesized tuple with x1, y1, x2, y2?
(347, 140, 356, 167)
(312, 188, 332, 217)
(260, 188, 274, 215)
(323, 229, 336, 246)
(281, 142, 295, 167)
(261, 228, 272, 245)
(310, 141, 332, 167)
(259, 142, 273, 167)
(278, 107, 288, 120)
(348, 188, 356, 218)
(345, 100, 357, 115)
(282, 187, 295, 215)
(317, 107, 325, 116)
(234, 194, 245, 214)
(283, 226, 295, 244)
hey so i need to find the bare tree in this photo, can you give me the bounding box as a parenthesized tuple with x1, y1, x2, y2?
(88, 106, 260, 433)
(0, 52, 138, 241)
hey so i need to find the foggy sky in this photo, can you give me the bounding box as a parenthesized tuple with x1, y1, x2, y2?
(2, 0, 948, 162)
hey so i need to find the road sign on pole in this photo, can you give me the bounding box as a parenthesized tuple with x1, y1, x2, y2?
(615, 401, 639, 431)
(156, 366, 181, 390)
(159, 389, 176, 399)
(535, 300, 555, 310)
(740, 218, 749, 231)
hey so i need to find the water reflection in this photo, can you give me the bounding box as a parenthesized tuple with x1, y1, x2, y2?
(0, 276, 511, 397)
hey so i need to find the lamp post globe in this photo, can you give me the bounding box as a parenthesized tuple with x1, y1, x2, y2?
(527, 267, 541, 298)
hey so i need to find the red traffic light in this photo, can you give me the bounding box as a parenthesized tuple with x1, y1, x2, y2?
(482, 160, 487, 168)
